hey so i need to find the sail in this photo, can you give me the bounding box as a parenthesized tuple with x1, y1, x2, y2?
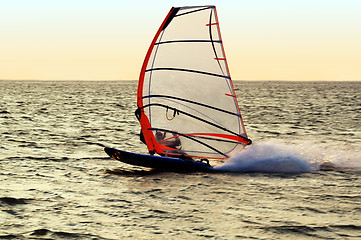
(137, 5, 251, 160)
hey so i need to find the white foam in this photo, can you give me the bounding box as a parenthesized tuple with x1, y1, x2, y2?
(294, 140, 361, 171)
(215, 141, 361, 173)
(215, 141, 312, 173)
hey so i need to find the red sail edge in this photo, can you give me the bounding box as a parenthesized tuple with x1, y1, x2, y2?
(137, 7, 178, 155)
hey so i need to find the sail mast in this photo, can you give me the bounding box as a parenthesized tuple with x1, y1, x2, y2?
(137, 7, 179, 155)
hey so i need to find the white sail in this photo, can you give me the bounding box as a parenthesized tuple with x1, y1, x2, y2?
(137, 6, 251, 160)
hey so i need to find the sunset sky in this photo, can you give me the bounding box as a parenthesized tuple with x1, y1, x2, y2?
(1, 0, 360, 81)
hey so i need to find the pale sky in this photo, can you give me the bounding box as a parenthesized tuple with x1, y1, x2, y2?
(0, 0, 360, 81)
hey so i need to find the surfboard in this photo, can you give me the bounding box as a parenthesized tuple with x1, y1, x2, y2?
(104, 147, 215, 172)
(104, 6, 252, 171)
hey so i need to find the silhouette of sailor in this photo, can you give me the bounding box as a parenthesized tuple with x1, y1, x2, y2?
(155, 131, 181, 149)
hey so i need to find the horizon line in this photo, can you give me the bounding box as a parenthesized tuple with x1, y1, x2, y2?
(1, 79, 361, 82)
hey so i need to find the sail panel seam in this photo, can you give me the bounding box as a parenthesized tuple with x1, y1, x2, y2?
(154, 40, 222, 45)
(139, 103, 252, 145)
(142, 94, 240, 117)
(145, 67, 230, 79)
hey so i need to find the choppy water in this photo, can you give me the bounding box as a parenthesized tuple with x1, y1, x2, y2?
(1, 80, 360, 239)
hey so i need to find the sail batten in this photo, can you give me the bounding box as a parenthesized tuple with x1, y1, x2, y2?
(154, 40, 222, 45)
(145, 68, 230, 79)
(137, 6, 250, 160)
(142, 95, 241, 117)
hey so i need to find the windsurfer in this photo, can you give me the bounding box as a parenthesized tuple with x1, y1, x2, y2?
(155, 131, 193, 161)
(139, 130, 181, 149)
(155, 131, 181, 149)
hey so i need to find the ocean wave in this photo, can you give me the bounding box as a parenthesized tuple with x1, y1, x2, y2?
(0, 228, 111, 240)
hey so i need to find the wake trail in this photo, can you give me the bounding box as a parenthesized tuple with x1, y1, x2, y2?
(215, 141, 361, 173)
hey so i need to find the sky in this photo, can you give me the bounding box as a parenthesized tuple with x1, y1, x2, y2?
(0, 0, 360, 81)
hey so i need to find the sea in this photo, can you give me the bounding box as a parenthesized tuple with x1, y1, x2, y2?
(1, 80, 360, 239)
